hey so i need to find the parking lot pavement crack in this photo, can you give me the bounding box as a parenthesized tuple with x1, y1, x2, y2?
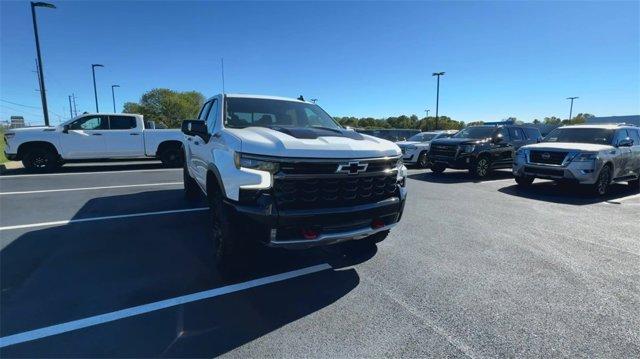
(360, 275, 479, 359)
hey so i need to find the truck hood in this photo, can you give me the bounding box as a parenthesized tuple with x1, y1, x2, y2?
(227, 126, 401, 158)
(8, 126, 57, 134)
(431, 137, 488, 146)
(523, 142, 614, 152)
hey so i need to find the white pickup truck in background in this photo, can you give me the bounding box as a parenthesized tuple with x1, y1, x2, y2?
(3, 113, 184, 171)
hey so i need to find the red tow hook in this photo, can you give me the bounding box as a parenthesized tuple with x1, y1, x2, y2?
(301, 228, 319, 240)
(371, 219, 385, 229)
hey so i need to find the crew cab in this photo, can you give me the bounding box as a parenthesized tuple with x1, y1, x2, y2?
(3, 113, 184, 171)
(513, 124, 640, 195)
(429, 124, 542, 177)
(396, 130, 457, 168)
(181, 94, 407, 269)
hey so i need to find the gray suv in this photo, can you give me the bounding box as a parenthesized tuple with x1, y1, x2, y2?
(513, 124, 640, 195)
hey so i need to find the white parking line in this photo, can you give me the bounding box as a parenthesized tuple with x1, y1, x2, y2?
(0, 168, 181, 179)
(617, 193, 640, 203)
(0, 263, 332, 348)
(0, 207, 209, 231)
(0, 182, 182, 196)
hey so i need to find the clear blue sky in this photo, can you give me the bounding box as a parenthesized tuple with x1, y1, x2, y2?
(1, 1, 639, 125)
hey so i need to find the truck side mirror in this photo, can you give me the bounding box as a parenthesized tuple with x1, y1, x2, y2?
(182, 120, 210, 141)
(493, 134, 504, 143)
(617, 137, 633, 147)
(63, 125, 69, 134)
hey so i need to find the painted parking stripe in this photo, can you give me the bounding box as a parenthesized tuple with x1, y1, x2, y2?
(0, 207, 209, 231)
(0, 263, 332, 348)
(0, 168, 181, 179)
(0, 182, 182, 196)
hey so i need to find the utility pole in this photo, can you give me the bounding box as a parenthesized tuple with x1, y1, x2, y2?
(425, 109, 430, 118)
(432, 72, 445, 130)
(31, 1, 56, 126)
(111, 84, 120, 112)
(567, 97, 578, 121)
(71, 93, 77, 116)
(92, 64, 104, 112)
(68, 95, 73, 118)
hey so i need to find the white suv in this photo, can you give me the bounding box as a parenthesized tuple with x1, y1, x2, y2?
(395, 130, 457, 168)
(182, 94, 408, 269)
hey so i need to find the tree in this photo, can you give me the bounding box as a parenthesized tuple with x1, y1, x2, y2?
(543, 116, 562, 125)
(532, 119, 541, 124)
(466, 121, 485, 126)
(123, 88, 205, 128)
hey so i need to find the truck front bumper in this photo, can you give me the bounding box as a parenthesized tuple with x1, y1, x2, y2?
(226, 186, 407, 249)
(431, 154, 473, 169)
(513, 157, 600, 184)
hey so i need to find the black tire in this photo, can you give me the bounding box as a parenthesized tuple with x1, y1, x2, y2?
(431, 163, 446, 174)
(159, 146, 183, 167)
(417, 151, 430, 169)
(470, 156, 491, 178)
(22, 147, 59, 172)
(515, 175, 534, 187)
(629, 177, 639, 191)
(183, 163, 200, 201)
(592, 165, 612, 196)
(208, 185, 247, 272)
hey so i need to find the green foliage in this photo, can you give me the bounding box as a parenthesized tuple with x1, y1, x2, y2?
(543, 113, 594, 126)
(0, 128, 7, 163)
(543, 116, 562, 125)
(123, 88, 205, 128)
(466, 121, 485, 127)
(334, 115, 464, 131)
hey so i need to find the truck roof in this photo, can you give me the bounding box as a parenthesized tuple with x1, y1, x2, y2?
(558, 124, 635, 129)
(222, 93, 309, 103)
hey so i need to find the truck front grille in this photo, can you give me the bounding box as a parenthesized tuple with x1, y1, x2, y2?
(529, 150, 567, 165)
(430, 144, 458, 158)
(278, 157, 397, 175)
(274, 173, 398, 210)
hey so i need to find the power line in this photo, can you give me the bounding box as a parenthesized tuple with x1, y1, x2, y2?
(0, 99, 42, 109)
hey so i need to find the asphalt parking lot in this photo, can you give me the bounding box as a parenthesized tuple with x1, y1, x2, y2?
(1, 162, 638, 357)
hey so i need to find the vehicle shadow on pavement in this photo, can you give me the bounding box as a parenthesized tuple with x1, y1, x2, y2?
(498, 181, 639, 205)
(0, 160, 167, 176)
(0, 190, 372, 357)
(408, 169, 514, 183)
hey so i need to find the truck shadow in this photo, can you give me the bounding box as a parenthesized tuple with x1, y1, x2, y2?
(0, 159, 167, 176)
(498, 180, 638, 205)
(408, 169, 514, 184)
(0, 190, 370, 357)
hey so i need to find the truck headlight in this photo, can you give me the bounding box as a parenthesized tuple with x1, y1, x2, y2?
(234, 153, 280, 173)
(462, 145, 475, 153)
(570, 152, 597, 162)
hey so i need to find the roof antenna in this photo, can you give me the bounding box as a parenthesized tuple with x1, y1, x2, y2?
(297, 95, 305, 101)
(221, 58, 226, 94)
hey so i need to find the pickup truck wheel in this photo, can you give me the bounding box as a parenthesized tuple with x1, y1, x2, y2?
(629, 176, 639, 190)
(160, 147, 183, 167)
(22, 147, 59, 172)
(209, 189, 246, 271)
(470, 157, 491, 178)
(515, 175, 534, 187)
(430, 163, 446, 174)
(592, 165, 611, 196)
(183, 164, 199, 201)
(417, 151, 430, 168)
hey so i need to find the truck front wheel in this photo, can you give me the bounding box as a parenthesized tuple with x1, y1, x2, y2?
(417, 151, 430, 168)
(430, 163, 446, 174)
(208, 187, 247, 271)
(470, 156, 491, 178)
(159, 146, 183, 167)
(22, 147, 60, 172)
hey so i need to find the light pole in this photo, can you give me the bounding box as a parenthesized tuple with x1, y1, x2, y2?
(424, 109, 430, 117)
(68, 95, 73, 118)
(567, 97, 578, 121)
(31, 2, 56, 126)
(92, 64, 104, 112)
(432, 72, 445, 130)
(111, 85, 120, 112)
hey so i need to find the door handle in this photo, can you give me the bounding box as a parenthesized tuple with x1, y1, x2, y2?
(92, 133, 103, 136)
(194, 141, 200, 145)
(187, 137, 193, 141)
(130, 133, 140, 136)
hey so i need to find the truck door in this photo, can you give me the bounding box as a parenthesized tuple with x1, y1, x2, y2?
(186, 100, 214, 187)
(612, 129, 632, 178)
(59, 115, 108, 158)
(103, 115, 145, 157)
(493, 127, 512, 164)
(627, 129, 640, 177)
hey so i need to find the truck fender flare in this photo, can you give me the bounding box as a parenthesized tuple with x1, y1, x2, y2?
(206, 163, 227, 199)
(17, 141, 60, 161)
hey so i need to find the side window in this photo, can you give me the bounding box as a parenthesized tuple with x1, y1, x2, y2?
(613, 130, 628, 145)
(198, 101, 213, 121)
(109, 116, 137, 130)
(496, 127, 509, 141)
(627, 129, 640, 145)
(69, 115, 108, 130)
(508, 127, 524, 140)
(523, 128, 541, 140)
(205, 99, 218, 131)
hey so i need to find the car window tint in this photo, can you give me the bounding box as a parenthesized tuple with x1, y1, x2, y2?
(198, 101, 212, 121)
(206, 99, 218, 130)
(69, 116, 108, 130)
(497, 127, 509, 140)
(523, 127, 541, 140)
(508, 127, 523, 140)
(625, 129, 640, 145)
(109, 116, 136, 129)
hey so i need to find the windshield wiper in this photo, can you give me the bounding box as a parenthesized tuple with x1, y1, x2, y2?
(311, 125, 343, 133)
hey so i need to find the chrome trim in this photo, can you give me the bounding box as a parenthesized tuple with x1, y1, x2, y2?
(273, 168, 397, 179)
(267, 222, 397, 249)
(240, 153, 401, 163)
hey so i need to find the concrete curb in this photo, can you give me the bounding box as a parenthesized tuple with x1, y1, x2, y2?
(0, 161, 24, 174)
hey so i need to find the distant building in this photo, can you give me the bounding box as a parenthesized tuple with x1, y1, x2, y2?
(585, 115, 640, 126)
(10, 116, 25, 128)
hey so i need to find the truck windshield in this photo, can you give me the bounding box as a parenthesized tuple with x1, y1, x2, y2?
(543, 128, 615, 145)
(453, 127, 495, 139)
(225, 97, 342, 130)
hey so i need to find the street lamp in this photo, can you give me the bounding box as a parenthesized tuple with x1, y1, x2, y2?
(111, 85, 120, 112)
(432, 72, 445, 130)
(31, 1, 56, 126)
(425, 109, 430, 117)
(92, 64, 104, 112)
(566, 97, 578, 121)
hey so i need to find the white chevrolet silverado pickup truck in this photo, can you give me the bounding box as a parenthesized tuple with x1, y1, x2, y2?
(3, 113, 184, 171)
(182, 94, 407, 269)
